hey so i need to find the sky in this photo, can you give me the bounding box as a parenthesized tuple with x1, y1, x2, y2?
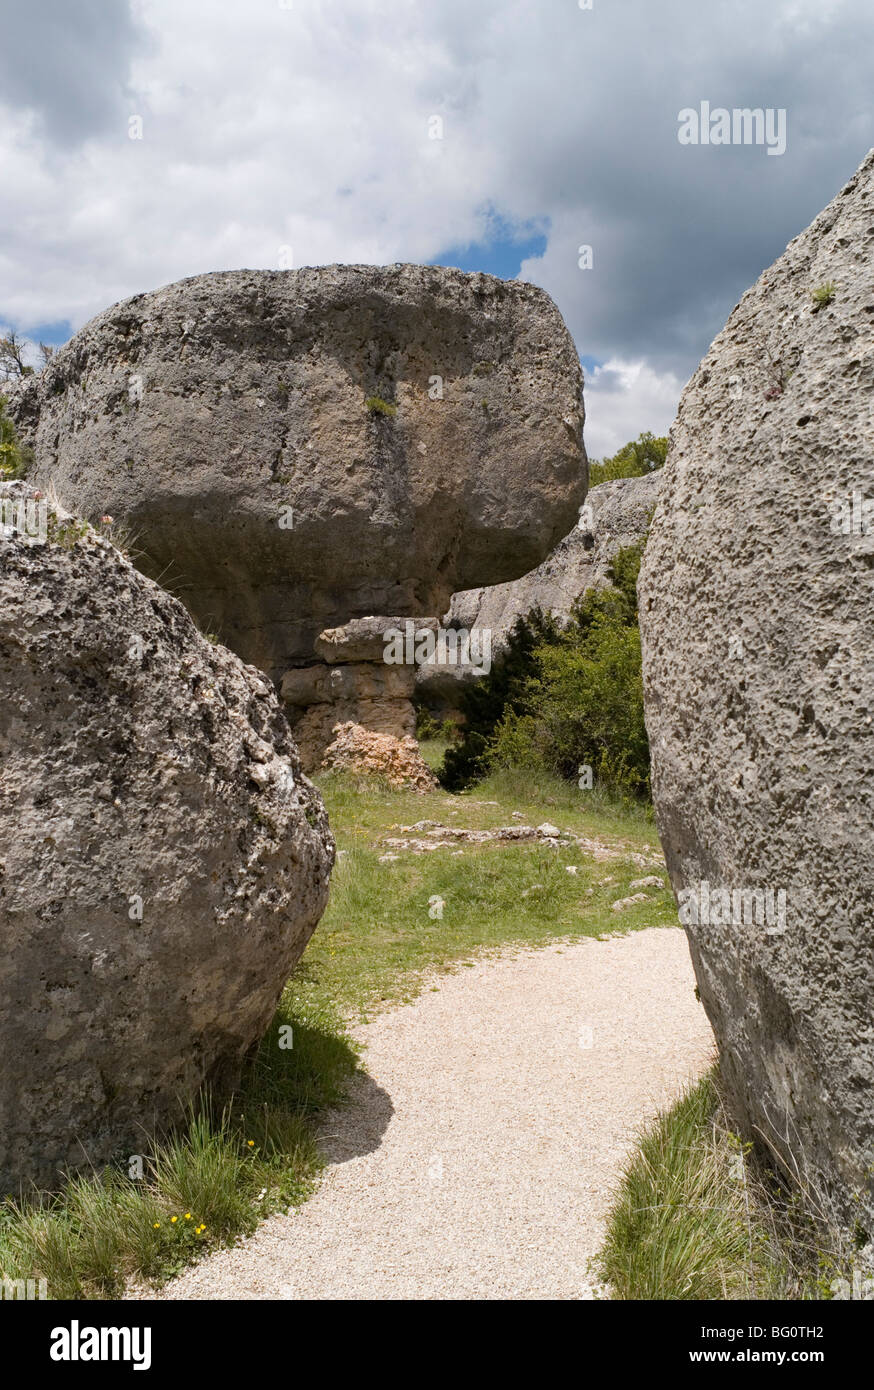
(0, 0, 871, 457)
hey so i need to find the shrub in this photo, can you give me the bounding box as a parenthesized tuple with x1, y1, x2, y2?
(441, 610, 560, 791)
(415, 707, 458, 743)
(442, 543, 650, 800)
(0, 397, 32, 479)
(588, 430, 667, 486)
(365, 395, 397, 417)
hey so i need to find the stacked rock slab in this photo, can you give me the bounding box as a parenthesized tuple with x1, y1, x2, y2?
(0, 482, 334, 1190)
(639, 149, 874, 1229)
(417, 471, 661, 709)
(283, 615, 439, 778)
(8, 264, 586, 682)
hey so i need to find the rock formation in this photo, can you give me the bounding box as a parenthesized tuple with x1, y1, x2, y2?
(282, 616, 434, 773)
(639, 149, 874, 1228)
(0, 482, 334, 1191)
(321, 723, 438, 792)
(418, 471, 661, 708)
(8, 265, 586, 685)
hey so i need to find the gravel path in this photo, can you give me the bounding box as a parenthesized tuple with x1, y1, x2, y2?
(159, 927, 713, 1300)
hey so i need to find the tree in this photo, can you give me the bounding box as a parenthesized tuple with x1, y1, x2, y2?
(589, 430, 668, 486)
(0, 396, 32, 478)
(0, 329, 33, 380)
(441, 543, 652, 801)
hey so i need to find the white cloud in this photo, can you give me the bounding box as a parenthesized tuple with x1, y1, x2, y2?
(0, 0, 871, 455)
(582, 358, 687, 460)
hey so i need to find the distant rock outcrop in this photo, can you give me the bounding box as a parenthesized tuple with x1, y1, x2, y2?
(8, 265, 586, 683)
(0, 482, 334, 1191)
(417, 471, 661, 707)
(639, 149, 874, 1229)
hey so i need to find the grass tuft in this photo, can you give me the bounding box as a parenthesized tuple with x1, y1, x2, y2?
(599, 1068, 855, 1300)
(365, 395, 397, 417)
(0, 998, 357, 1298)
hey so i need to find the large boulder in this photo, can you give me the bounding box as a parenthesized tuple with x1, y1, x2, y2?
(0, 482, 334, 1191)
(9, 265, 586, 681)
(639, 149, 874, 1227)
(418, 471, 661, 705)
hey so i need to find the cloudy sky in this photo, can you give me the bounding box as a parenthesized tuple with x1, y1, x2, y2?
(0, 0, 870, 456)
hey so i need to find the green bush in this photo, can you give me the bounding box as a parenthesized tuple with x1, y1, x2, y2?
(441, 610, 559, 791)
(588, 430, 667, 486)
(442, 543, 650, 800)
(365, 395, 397, 418)
(415, 707, 458, 743)
(0, 396, 31, 479)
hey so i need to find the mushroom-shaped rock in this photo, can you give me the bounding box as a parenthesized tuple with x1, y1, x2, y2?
(11, 265, 586, 680)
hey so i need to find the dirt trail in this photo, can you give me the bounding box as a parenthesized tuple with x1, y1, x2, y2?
(157, 927, 713, 1300)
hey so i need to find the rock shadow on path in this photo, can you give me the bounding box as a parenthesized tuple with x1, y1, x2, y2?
(155, 927, 714, 1301)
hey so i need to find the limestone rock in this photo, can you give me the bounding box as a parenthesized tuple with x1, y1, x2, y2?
(11, 265, 586, 680)
(418, 471, 660, 704)
(281, 661, 416, 707)
(0, 482, 334, 1191)
(291, 696, 417, 774)
(639, 149, 874, 1228)
(320, 723, 438, 792)
(314, 617, 439, 665)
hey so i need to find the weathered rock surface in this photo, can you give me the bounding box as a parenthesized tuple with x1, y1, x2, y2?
(417, 471, 661, 705)
(321, 723, 437, 792)
(10, 265, 585, 680)
(314, 616, 438, 666)
(0, 483, 334, 1191)
(281, 661, 416, 708)
(639, 149, 874, 1227)
(290, 691, 418, 775)
(283, 615, 436, 772)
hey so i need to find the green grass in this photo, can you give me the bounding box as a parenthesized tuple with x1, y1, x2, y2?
(365, 394, 397, 417)
(811, 281, 837, 309)
(298, 765, 671, 1018)
(0, 760, 666, 1297)
(0, 994, 356, 1298)
(598, 1069, 848, 1301)
(417, 735, 450, 771)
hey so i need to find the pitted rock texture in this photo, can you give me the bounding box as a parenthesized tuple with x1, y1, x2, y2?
(417, 471, 661, 705)
(0, 483, 334, 1191)
(10, 265, 585, 680)
(283, 614, 432, 770)
(639, 149, 874, 1228)
(290, 695, 418, 775)
(321, 723, 437, 792)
